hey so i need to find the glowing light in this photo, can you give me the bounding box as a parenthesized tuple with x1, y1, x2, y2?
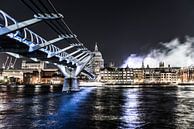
(44, 87, 95, 127)
(122, 37, 194, 68)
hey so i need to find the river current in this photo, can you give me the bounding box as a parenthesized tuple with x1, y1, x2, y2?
(0, 85, 194, 129)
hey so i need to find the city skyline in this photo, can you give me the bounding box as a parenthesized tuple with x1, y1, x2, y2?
(1, 0, 194, 66)
(1, 1, 194, 128)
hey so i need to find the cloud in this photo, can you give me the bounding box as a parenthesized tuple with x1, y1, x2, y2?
(121, 37, 194, 68)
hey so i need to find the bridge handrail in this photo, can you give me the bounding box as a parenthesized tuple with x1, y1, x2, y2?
(0, 10, 94, 79)
(18, 28, 79, 63)
(0, 10, 17, 27)
(0, 10, 20, 37)
(0, 10, 80, 64)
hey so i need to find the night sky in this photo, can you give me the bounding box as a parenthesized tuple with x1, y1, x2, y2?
(1, 0, 194, 66)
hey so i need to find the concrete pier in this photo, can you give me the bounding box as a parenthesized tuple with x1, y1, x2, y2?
(62, 78, 80, 92)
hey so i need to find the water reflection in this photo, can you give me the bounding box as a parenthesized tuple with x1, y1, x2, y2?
(0, 86, 194, 129)
(175, 87, 194, 128)
(121, 89, 142, 128)
(90, 88, 124, 129)
(35, 87, 95, 128)
(50, 85, 54, 92)
(137, 87, 178, 128)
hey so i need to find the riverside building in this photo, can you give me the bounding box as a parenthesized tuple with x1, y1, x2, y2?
(100, 66, 134, 84)
(89, 44, 192, 85)
(143, 66, 180, 84)
(21, 60, 45, 70)
(21, 60, 63, 84)
(98, 62, 182, 85)
(1, 44, 194, 85)
(180, 66, 194, 83)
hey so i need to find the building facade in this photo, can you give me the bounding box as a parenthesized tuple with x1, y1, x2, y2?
(133, 68, 144, 84)
(100, 67, 134, 84)
(98, 63, 183, 85)
(180, 67, 194, 83)
(23, 69, 63, 85)
(22, 60, 45, 70)
(143, 67, 180, 84)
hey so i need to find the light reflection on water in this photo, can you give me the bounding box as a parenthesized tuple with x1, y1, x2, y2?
(175, 87, 194, 129)
(0, 85, 194, 129)
(120, 89, 142, 128)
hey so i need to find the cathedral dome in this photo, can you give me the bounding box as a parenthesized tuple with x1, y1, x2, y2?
(94, 51, 102, 57)
(92, 43, 104, 72)
(93, 43, 103, 60)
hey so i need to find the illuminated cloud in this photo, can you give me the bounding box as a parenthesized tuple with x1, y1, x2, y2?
(121, 37, 194, 68)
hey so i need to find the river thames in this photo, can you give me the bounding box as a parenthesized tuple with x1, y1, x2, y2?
(0, 85, 194, 129)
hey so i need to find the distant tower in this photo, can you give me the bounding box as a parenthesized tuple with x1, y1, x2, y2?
(142, 60, 145, 68)
(159, 62, 164, 68)
(92, 42, 104, 75)
(95, 42, 98, 51)
(109, 62, 115, 68)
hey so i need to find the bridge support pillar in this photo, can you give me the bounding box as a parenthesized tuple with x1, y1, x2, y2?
(62, 78, 80, 92)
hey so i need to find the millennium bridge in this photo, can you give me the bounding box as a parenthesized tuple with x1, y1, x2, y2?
(0, 0, 95, 91)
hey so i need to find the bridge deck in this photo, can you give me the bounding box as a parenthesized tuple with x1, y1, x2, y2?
(0, 36, 76, 68)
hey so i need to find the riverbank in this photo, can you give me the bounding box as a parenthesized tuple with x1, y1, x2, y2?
(1, 83, 194, 88)
(79, 81, 194, 87)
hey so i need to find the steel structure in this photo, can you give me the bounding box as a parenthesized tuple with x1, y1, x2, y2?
(0, 1, 94, 91)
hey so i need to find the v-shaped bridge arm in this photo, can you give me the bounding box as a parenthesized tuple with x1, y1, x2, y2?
(0, 10, 62, 36)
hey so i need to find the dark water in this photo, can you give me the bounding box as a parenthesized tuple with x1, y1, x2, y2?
(0, 85, 194, 129)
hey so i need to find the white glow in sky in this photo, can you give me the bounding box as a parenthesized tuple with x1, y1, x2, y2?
(121, 37, 194, 68)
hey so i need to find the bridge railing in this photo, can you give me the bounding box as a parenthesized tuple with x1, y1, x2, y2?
(0, 9, 95, 81)
(0, 10, 19, 37)
(16, 27, 80, 64)
(0, 10, 17, 27)
(0, 10, 81, 64)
